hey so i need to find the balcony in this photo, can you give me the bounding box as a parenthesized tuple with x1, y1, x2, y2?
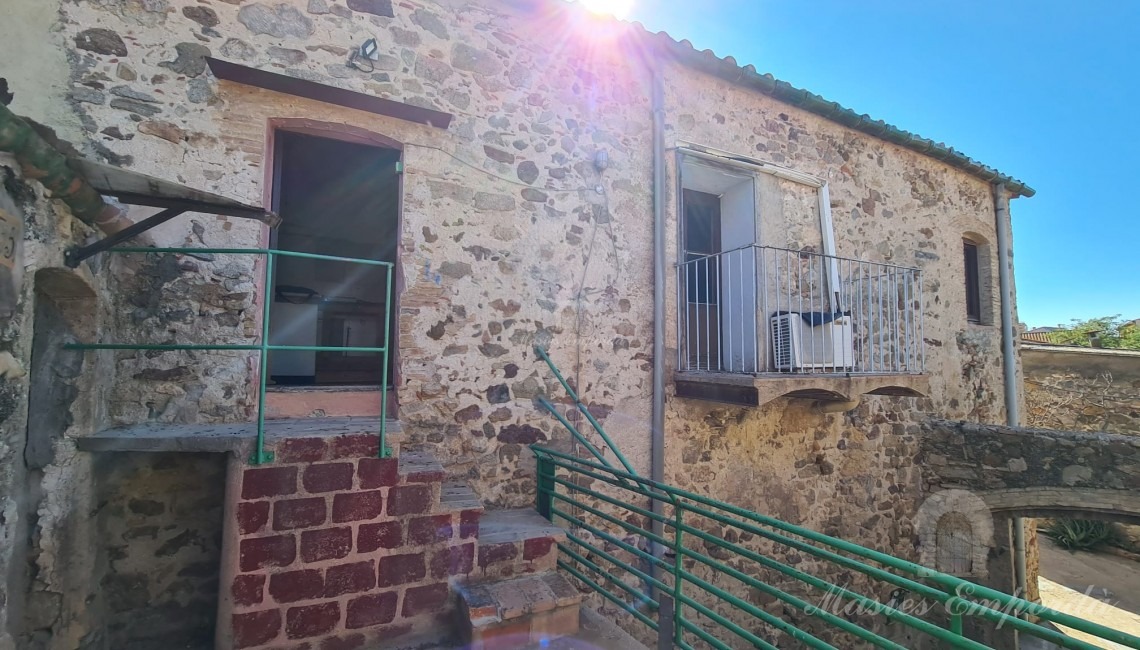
(675, 245, 929, 407)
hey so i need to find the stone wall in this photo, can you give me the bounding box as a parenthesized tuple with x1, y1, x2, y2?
(655, 53, 1018, 568)
(94, 453, 227, 650)
(28, 0, 1020, 513)
(921, 419, 1140, 619)
(40, 0, 658, 509)
(921, 419, 1140, 521)
(0, 160, 117, 649)
(1023, 344, 1140, 435)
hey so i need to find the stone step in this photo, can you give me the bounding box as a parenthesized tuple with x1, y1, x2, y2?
(476, 509, 565, 581)
(398, 448, 446, 483)
(457, 572, 582, 649)
(74, 416, 404, 456)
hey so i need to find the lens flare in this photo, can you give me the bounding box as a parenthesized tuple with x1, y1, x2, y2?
(578, 0, 634, 19)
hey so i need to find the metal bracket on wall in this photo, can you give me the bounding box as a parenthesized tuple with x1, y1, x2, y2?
(61, 157, 280, 268)
(65, 207, 184, 268)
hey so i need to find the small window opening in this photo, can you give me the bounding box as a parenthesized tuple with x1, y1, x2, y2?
(963, 239, 982, 324)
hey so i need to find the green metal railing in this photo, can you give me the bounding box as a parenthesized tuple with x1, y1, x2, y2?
(531, 451, 1140, 649)
(65, 247, 394, 464)
(532, 345, 640, 479)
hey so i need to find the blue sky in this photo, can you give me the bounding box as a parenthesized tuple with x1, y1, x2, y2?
(623, 0, 1140, 328)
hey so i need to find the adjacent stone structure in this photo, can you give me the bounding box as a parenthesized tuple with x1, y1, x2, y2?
(1023, 343, 1140, 435)
(922, 420, 1140, 522)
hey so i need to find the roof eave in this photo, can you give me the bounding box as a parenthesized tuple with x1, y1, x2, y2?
(646, 31, 1035, 198)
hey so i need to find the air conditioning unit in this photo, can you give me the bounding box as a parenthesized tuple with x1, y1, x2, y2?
(770, 313, 854, 371)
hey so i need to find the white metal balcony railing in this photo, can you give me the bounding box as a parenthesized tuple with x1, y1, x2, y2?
(677, 245, 925, 375)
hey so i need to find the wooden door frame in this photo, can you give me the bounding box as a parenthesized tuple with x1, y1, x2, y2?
(254, 118, 404, 417)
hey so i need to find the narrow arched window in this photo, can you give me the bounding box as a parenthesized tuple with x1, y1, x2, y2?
(963, 240, 982, 324)
(962, 234, 993, 326)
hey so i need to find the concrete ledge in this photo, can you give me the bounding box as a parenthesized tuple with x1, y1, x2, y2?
(72, 417, 403, 454)
(675, 371, 929, 407)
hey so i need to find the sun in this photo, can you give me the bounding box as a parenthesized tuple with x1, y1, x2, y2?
(577, 0, 634, 19)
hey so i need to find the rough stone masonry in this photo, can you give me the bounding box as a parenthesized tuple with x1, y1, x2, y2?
(0, 0, 1031, 648)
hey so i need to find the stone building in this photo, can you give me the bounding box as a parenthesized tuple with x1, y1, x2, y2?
(0, 1, 1036, 649)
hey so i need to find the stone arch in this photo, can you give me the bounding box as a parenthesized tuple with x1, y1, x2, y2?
(979, 487, 1140, 525)
(915, 488, 993, 578)
(34, 267, 98, 340)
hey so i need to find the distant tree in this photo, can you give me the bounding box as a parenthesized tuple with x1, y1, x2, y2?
(1047, 315, 1140, 350)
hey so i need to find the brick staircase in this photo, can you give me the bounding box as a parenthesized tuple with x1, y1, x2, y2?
(215, 422, 580, 649)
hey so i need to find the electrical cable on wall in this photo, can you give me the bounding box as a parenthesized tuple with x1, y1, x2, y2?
(403, 142, 597, 193)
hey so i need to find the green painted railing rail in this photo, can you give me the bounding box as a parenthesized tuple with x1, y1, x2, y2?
(531, 345, 649, 492)
(65, 247, 394, 464)
(533, 446, 1140, 650)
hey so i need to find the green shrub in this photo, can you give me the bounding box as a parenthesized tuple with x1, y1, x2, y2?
(1044, 519, 1116, 551)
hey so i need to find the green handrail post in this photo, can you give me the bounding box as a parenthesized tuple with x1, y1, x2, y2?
(378, 263, 393, 458)
(673, 500, 685, 648)
(951, 612, 964, 637)
(947, 590, 965, 637)
(252, 251, 275, 464)
(536, 452, 554, 521)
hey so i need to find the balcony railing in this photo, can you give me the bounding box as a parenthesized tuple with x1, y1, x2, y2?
(677, 245, 924, 375)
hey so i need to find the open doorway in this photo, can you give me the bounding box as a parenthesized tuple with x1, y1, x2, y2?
(267, 130, 399, 389)
(679, 159, 758, 372)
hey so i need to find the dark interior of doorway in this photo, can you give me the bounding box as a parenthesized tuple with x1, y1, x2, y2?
(682, 189, 722, 368)
(267, 131, 399, 387)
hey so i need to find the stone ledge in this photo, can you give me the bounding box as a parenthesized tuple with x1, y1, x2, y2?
(675, 371, 929, 408)
(459, 572, 581, 626)
(72, 417, 403, 454)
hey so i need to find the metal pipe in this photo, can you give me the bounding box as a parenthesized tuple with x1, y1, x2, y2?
(994, 183, 1028, 611)
(994, 183, 1019, 427)
(650, 58, 667, 572)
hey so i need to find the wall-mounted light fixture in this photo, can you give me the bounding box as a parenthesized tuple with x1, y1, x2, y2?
(360, 38, 379, 61)
(347, 37, 380, 72)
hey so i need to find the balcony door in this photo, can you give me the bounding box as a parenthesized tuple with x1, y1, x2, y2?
(683, 189, 721, 370)
(680, 160, 759, 373)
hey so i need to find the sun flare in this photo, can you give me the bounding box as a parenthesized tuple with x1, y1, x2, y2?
(578, 0, 634, 19)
